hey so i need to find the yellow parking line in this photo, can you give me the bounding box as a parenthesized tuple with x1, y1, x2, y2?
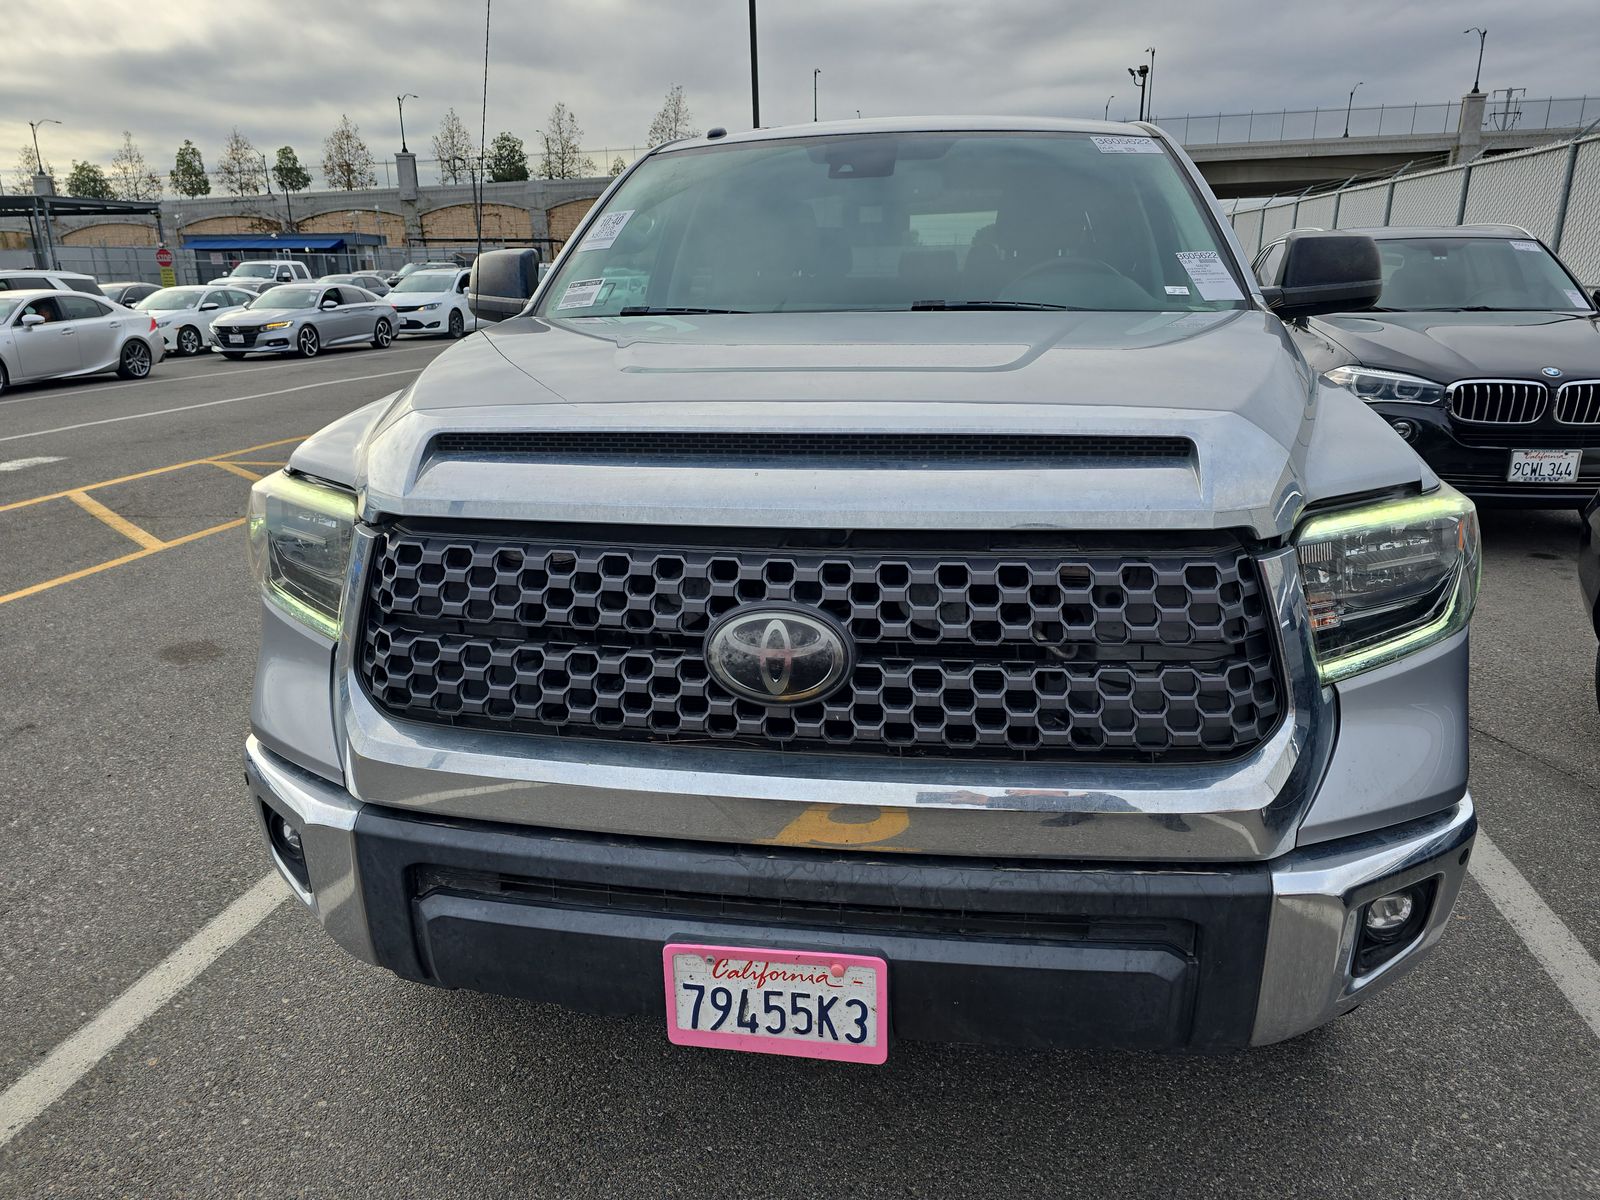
(0, 436, 303, 516)
(0, 519, 245, 608)
(217, 460, 287, 468)
(208, 461, 264, 482)
(67, 491, 165, 551)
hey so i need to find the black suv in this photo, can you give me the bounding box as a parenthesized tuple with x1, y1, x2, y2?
(1257, 225, 1600, 507)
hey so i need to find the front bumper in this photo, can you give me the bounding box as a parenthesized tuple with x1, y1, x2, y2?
(246, 735, 1475, 1050)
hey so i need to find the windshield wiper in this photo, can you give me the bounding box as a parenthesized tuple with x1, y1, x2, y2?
(616, 306, 752, 316)
(907, 300, 1085, 311)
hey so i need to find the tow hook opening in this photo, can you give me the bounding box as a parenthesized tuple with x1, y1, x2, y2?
(1354, 877, 1438, 976)
(259, 798, 311, 897)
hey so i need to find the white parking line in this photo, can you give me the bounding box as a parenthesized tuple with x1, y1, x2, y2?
(0, 873, 287, 1148)
(0, 456, 65, 473)
(0, 368, 423, 445)
(1469, 833, 1600, 1041)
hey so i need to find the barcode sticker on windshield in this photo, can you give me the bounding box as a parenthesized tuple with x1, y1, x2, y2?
(1092, 136, 1163, 154)
(577, 209, 634, 251)
(1510, 240, 1541, 253)
(1175, 251, 1245, 301)
(1164, 285, 1191, 296)
(556, 278, 607, 309)
(1566, 289, 1589, 308)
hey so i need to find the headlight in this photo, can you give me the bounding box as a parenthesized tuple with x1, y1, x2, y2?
(1322, 366, 1445, 405)
(261, 320, 294, 330)
(418, 302, 441, 311)
(1295, 486, 1480, 684)
(246, 471, 357, 639)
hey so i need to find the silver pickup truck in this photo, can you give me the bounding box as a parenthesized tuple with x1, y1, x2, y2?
(244, 117, 1480, 1059)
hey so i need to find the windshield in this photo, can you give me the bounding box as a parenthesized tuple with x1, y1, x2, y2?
(136, 287, 206, 311)
(1374, 237, 1593, 312)
(253, 286, 320, 309)
(392, 272, 457, 293)
(539, 131, 1245, 317)
(0, 296, 20, 324)
(232, 263, 278, 278)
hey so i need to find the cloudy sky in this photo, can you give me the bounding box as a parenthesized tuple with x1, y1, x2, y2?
(6, 0, 1598, 183)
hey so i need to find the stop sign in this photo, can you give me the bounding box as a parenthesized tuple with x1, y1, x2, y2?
(155, 247, 173, 268)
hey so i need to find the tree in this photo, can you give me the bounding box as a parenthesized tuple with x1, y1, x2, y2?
(432, 108, 476, 185)
(647, 84, 699, 147)
(109, 131, 162, 200)
(215, 128, 263, 196)
(271, 146, 311, 194)
(12, 145, 53, 193)
(487, 131, 528, 182)
(65, 160, 114, 199)
(321, 114, 376, 191)
(609, 155, 627, 177)
(538, 103, 596, 179)
(169, 140, 211, 197)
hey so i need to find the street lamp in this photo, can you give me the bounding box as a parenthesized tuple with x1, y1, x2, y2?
(397, 93, 419, 153)
(1144, 47, 1156, 121)
(813, 68, 821, 122)
(1463, 27, 1487, 94)
(27, 118, 61, 175)
(1104, 94, 1115, 121)
(1342, 81, 1364, 138)
(748, 0, 760, 127)
(1127, 65, 1148, 121)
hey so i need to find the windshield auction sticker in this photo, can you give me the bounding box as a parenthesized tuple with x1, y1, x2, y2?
(1510, 240, 1541, 253)
(1091, 136, 1163, 154)
(1175, 251, 1245, 301)
(577, 209, 634, 251)
(556, 278, 608, 309)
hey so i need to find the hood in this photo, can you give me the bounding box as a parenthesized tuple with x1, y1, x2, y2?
(349, 309, 1428, 537)
(225, 307, 310, 325)
(388, 291, 454, 305)
(1315, 310, 1600, 381)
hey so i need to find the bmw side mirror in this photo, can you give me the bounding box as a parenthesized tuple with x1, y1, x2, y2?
(20, 313, 45, 327)
(1259, 231, 1382, 322)
(468, 248, 543, 323)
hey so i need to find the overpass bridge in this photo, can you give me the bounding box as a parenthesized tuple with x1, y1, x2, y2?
(1160, 94, 1599, 198)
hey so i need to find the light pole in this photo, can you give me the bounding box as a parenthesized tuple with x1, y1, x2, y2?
(27, 118, 61, 175)
(1127, 65, 1148, 121)
(813, 68, 821, 122)
(1145, 47, 1156, 120)
(1463, 27, 1487, 94)
(1104, 94, 1115, 121)
(397, 93, 419, 153)
(1343, 81, 1364, 138)
(748, 0, 760, 127)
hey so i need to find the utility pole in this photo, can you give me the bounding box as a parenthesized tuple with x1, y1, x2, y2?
(27, 117, 61, 175)
(476, 0, 490, 263)
(397, 93, 418, 153)
(748, 0, 760, 127)
(1145, 47, 1156, 121)
(1343, 81, 1364, 138)
(1127, 64, 1148, 121)
(1464, 27, 1487, 94)
(813, 68, 821, 121)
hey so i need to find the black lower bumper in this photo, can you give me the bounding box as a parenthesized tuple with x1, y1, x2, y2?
(353, 805, 1273, 1051)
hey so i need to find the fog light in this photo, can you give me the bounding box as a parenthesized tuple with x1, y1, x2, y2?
(1389, 419, 1417, 441)
(1364, 891, 1414, 936)
(276, 816, 303, 858)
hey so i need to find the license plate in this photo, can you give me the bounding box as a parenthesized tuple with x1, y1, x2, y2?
(227, 334, 243, 345)
(663, 943, 887, 1064)
(1507, 449, 1582, 483)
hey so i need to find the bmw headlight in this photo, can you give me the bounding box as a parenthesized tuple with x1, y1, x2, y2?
(1295, 486, 1480, 683)
(246, 471, 357, 639)
(1322, 366, 1445, 405)
(261, 320, 294, 330)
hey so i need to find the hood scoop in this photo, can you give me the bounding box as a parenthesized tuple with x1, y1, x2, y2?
(425, 430, 1195, 471)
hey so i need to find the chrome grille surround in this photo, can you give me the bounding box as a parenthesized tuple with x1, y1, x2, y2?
(1447, 379, 1548, 424)
(1553, 380, 1600, 425)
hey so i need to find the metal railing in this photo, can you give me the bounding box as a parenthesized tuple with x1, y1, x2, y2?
(1162, 96, 1600, 146)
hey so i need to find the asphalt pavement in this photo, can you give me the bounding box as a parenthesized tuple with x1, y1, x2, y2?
(0, 343, 1597, 1198)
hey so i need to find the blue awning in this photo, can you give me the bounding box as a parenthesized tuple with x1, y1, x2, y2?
(179, 234, 383, 250)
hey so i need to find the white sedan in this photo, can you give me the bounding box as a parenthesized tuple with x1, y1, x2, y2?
(133, 285, 255, 356)
(0, 289, 164, 395)
(387, 267, 478, 338)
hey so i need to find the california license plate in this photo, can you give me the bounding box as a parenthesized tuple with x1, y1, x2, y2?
(663, 943, 887, 1064)
(227, 334, 243, 345)
(1508, 449, 1582, 483)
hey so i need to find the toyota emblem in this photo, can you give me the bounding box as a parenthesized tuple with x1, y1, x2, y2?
(705, 606, 852, 705)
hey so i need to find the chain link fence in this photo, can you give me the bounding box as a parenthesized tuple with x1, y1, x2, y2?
(1226, 131, 1600, 284)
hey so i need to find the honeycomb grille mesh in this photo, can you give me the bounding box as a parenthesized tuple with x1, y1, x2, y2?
(358, 529, 1283, 761)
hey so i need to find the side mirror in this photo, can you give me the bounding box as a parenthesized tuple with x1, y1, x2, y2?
(20, 313, 44, 327)
(1260, 231, 1382, 321)
(1590, 288, 1600, 308)
(199, 303, 219, 312)
(321, 299, 339, 309)
(468, 248, 542, 323)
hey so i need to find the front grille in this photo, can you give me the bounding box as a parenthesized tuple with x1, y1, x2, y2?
(1448, 380, 1547, 424)
(427, 431, 1195, 469)
(1555, 381, 1600, 425)
(358, 526, 1282, 762)
(211, 325, 260, 347)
